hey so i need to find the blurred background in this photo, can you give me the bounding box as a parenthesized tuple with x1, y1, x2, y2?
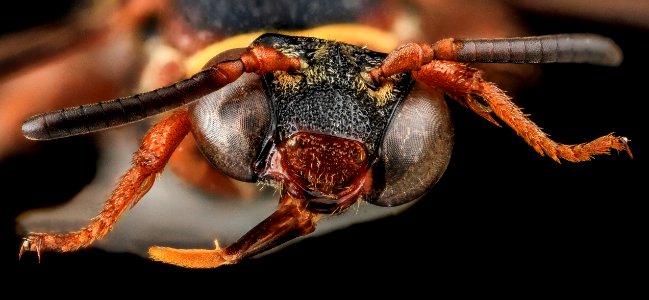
(0, 0, 644, 293)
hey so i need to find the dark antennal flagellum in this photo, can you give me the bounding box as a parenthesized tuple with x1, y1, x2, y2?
(21, 34, 623, 141)
(22, 69, 218, 140)
(19, 32, 630, 269)
(451, 34, 623, 66)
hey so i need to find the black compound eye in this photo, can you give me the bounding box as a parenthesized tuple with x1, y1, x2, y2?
(188, 73, 270, 182)
(369, 83, 454, 207)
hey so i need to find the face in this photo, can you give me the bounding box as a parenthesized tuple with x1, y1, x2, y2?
(189, 33, 454, 214)
(8, 1, 639, 276)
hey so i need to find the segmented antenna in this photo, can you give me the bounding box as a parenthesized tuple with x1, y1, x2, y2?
(22, 34, 622, 141)
(448, 34, 623, 66)
(22, 69, 217, 140)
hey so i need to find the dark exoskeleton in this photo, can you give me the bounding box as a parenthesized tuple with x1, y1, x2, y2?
(19, 33, 630, 268)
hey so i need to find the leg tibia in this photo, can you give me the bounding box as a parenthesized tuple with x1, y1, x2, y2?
(413, 61, 631, 162)
(20, 109, 190, 259)
(149, 193, 319, 268)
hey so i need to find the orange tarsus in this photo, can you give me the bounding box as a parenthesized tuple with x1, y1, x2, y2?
(149, 193, 318, 268)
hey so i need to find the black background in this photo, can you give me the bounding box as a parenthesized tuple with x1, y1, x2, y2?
(1, 1, 643, 295)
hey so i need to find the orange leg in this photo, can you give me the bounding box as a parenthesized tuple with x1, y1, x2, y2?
(368, 37, 630, 162)
(149, 192, 319, 268)
(18, 43, 303, 264)
(413, 60, 632, 162)
(369, 47, 631, 162)
(19, 109, 191, 260)
(411, 61, 631, 162)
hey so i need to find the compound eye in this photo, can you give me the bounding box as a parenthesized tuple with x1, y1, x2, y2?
(188, 73, 270, 182)
(370, 83, 454, 206)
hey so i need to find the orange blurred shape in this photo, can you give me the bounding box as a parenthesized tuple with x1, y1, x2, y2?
(0, 30, 141, 159)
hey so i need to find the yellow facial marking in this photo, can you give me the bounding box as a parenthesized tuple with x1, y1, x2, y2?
(368, 81, 396, 107)
(274, 71, 303, 92)
(185, 24, 400, 76)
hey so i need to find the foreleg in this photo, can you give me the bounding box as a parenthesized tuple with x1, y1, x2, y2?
(20, 109, 191, 260)
(412, 61, 631, 162)
(367, 35, 630, 162)
(148, 192, 319, 268)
